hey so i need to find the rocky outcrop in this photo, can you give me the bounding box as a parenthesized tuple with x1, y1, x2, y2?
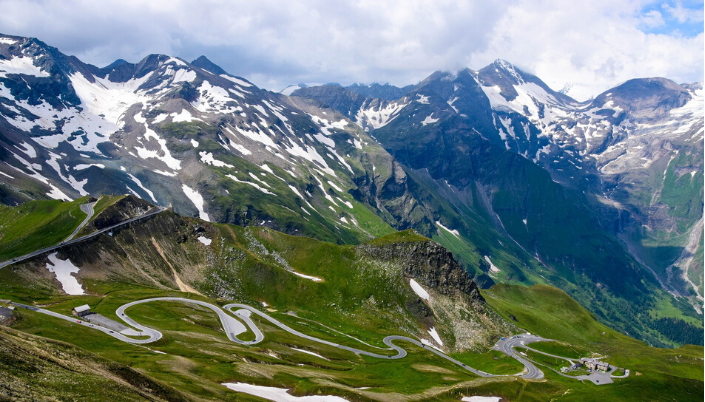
(292, 85, 368, 119)
(89, 195, 154, 230)
(358, 238, 484, 303)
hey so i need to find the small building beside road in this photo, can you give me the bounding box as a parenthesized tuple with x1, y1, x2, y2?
(72, 304, 91, 317)
(580, 358, 609, 372)
(596, 361, 610, 371)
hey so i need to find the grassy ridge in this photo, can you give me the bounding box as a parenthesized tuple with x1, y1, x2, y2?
(0, 197, 88, 260)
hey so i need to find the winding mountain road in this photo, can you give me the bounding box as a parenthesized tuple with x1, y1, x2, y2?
(494, 335, 546, 379)
(65, 202, 96, 242)
(12, 297, 544, 379)
(496, 335, 629, 384)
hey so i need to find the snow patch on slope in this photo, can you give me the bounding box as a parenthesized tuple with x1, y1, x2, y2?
(69, 72, 152, 127)
(127, 173, 157, 203)
(436, 221, 460, 239)
(0, 56, 50, 78)
(428, 327, 443, 346)
(134, 125, 181, 170)
(200, 151, 234, 168)
(484, 256, 500, 274)
(182, 184, 210, 221)
(220, 74, 252, 87)
(223, 382, 348, 402)
(45, 252, 85, 295)
(355, 100, 407, 130)
(409, 278, 430, 300)
(227, 174, 275, 195)
(421, 113, 439, 126)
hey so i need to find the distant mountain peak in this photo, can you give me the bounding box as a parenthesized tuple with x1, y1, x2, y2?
(103, 59, 130, 69)
(590, 77, 692, 116)
(191, 55, 227, 75)
(493, 58, 513, 67)
(490, 59, 525, 84)
(346, 82, 414, 100)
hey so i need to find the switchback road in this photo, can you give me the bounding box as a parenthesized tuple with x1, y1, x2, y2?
(13, 297, 544, 379)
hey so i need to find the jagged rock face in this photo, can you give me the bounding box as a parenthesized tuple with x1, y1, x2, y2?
(292, 85, 369, 119)
(345, 83, 414, 101)
(87, 195, 153, 230)
(358, 239, 485, 303)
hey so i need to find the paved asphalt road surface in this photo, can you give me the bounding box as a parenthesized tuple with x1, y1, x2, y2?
(224, 303, 494, 377)
(10, 302, 157, 344)
(0, 206, 166, 269)
(116, 298, 247, 342)
(65, 202, 96, 242)
(12, 297, 542, 379)
(12, 298, 630, 384)
(493, 334, 545, 379)
(494, 334, 629, 384)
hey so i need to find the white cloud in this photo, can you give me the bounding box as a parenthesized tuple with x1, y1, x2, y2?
(469, 0, 704, 100)
(663, 0, 704, 23)
(641, 10, 665, 28)
(0, 0, 701, 100)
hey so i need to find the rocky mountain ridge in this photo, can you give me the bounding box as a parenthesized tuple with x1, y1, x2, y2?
(294, 60, 704, 314)
(0, 33, 702, 347)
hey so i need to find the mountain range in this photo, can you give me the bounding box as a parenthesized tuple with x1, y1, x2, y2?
(0, 32, 702, 350)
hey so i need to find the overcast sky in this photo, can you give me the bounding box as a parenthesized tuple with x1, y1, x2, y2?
(0, 0, 702, 100)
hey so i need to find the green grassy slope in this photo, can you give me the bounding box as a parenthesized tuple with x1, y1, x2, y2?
(4, 274, 702, 401)
(0, 197, 89, 260)
(0, 196, 511, 353)
(482, 284, 704, 401)
(0, 325, 187, 402)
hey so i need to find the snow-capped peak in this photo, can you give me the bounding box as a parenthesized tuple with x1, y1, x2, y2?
(493, 59, 525, 84)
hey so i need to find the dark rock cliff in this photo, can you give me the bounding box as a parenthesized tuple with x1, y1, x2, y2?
(357, 239, 485, 303)
(89, 195, 154, 230)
